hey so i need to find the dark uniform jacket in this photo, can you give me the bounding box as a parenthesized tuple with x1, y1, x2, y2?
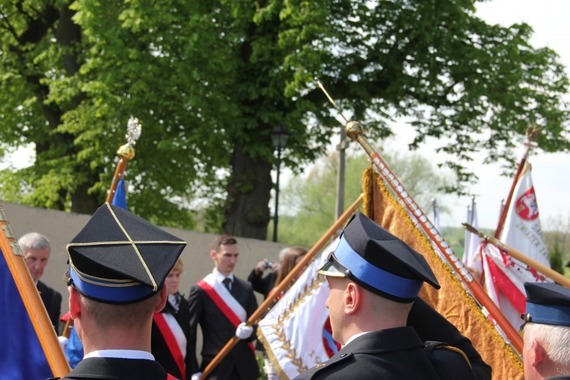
(409, 298, 491, 380)
(151, 294, 192, 379)
(294, 327, 475, 380)
(188, 276, 259, 380)
(51, 357, 170, 380)
(37, 280, 62, 332)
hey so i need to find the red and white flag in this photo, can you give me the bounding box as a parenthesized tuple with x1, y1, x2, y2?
(482, 161, 551, 331)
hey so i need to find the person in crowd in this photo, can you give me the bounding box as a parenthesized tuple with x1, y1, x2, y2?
(51, 203, 186, 380)
(294, 212, 476, 380)
(58, 312, 84, 368)
(248, 255, 280, 299)
(19, 232, 62, 332)
(267, 246, 307, 299)
(188, 235, 259, 380)
(152, 257, 192, 379)
(521, 282, 570, 380)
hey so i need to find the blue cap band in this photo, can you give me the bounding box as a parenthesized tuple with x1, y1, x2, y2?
(335, 236, 423, 299)
(526, 302, 570, 327)
(69, 266, 154, 304)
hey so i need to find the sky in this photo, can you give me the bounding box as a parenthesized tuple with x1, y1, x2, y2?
(388, 0, 570, 231)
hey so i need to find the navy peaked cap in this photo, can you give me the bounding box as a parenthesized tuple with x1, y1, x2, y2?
(523, 282, 570, 327)
(318, 212, 439, 303)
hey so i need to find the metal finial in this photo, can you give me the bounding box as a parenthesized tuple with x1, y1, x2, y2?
(117, 117, 142, 160)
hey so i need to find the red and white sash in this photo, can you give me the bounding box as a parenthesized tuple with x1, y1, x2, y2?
(154, 312, 186, 380)
(197, 273, 254, 352)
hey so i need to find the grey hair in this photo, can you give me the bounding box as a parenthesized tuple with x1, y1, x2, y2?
(524, 323, 570, 368)
(18, 232, 51, 253)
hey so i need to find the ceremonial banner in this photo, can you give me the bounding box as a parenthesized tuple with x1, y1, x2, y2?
(362, 167, 523, 380)
(0, 247, 52, 379)
(482, 161, 551, 330)
(258, 239, 339, 379)
(499, 162, 549, 266)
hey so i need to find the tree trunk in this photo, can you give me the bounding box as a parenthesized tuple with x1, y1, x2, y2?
(223, 145, 273, 240)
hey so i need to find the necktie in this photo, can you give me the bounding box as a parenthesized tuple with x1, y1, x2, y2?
(223, 277, 232, 292)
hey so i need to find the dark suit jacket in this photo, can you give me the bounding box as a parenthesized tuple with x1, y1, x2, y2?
(37, 280, 62, 333)
(188, 275, 259, 380)
(51, 357, 169, 380)
(294, 327, 474, 380)
(152, 294, 192, 379)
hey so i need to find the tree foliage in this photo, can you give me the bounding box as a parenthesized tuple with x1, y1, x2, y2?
(0, 0, 568, 239)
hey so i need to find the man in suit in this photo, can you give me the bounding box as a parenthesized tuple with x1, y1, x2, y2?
(51, 203, 186, 380)
(188, 235, 260, 380)
(521, 282, 570, 380)
(294, 212, 475, 380)
(19, 232, 62, 332)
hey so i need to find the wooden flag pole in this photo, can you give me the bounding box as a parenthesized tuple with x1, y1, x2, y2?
(494, 127, 539, 238)
(463, 223, 570, 288)
(200, 194, 363, 379)
(0, 206, 70, 376)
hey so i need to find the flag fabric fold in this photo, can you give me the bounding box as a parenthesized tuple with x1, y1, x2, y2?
(463, 198, 483, 279)
(257, 239, 339, 379)
(0, 248, 52, 379)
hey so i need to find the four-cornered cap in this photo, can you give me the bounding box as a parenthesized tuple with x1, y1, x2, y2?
(66, 203, 186, 304)
(523, 282, 570, 327)
(318, 212, 440, 303)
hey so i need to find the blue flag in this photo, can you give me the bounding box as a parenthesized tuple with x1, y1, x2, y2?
(0, 248, 52, 379)
(112, 178, 128, 209)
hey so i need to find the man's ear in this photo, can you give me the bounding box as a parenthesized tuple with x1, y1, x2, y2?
(344, 282, 361, 315)
(68, 286, 81, 319)
(531, 340, 546, 368)
(154, 285, 168, 313)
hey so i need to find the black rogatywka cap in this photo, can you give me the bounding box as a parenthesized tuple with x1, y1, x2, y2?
(318, 212, 440, 303)
(522, 282, 570, 327)
(66, 203, 187, 304)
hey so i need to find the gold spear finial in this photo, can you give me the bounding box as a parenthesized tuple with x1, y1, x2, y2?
(116, 116, 142, 160)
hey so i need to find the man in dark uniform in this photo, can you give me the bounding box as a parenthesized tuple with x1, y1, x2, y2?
(521, 282, 570, 380)
(294, 212, 475, 380)
(51, 203, 186, 380)
(188, 235, 259, 380)
(19, 232, 62, 332)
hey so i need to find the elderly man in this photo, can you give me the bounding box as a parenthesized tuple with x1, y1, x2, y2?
(19, 232, 62, 331)
(521, 282, 570, 380)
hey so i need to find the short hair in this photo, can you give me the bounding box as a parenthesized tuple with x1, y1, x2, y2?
(18, 232, 51, 253)
(81, 291, 159, 328)
(524, 323, 570, 367)
(211, 235, 238, 252)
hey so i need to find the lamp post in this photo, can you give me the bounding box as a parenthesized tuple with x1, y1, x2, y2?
(271, 126, 289, 242)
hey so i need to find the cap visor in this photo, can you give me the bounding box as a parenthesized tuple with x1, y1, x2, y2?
(317, 258, 349, 277)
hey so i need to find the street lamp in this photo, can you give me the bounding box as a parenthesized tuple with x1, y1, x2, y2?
(271, 125, 290, 242)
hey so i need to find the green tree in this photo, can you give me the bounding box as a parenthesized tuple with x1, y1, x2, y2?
(276, 149, 451, 247)
(0, 1, 568, 239)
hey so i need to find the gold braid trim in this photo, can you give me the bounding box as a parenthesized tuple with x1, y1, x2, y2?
(257, 271, 327, 377)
